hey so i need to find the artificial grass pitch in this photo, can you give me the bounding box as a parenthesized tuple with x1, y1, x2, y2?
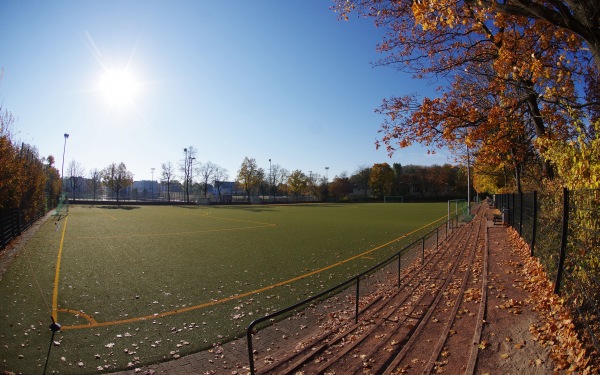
(0, 203, 447, 374)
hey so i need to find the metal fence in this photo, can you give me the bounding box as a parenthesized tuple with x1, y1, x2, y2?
(0, 208, 46, 251)
(495, 189, 600, 360)
(245, 217, 456, 374)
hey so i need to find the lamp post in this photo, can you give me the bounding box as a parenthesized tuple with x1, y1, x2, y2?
(151, 167, 155, 201)
(189, 156, 195, 203)
(183, 148, 188, 203)
(61, 133, 69, 191)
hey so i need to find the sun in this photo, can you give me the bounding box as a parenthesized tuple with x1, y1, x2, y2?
(98, 69, 139, 106)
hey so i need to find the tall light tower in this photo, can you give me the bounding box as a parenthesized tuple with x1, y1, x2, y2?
(269, 158, 272, 202)
(183, 148, 188, 203)
(61, 133, 69, 190)
(151, 167, 155, 200)
(189, 156, 196, 203)
(325, 166, 329, 182)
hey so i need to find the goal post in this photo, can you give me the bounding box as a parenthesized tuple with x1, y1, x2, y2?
(447, 199, 469, 228)
(384, 196, 404, 203)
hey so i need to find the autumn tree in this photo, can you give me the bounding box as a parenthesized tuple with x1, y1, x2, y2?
(351, 166, 371, 197)
(44, 155, 62, 208)
(269, 163, 289, 197)
(101, 162, 133, 202)
(369, 163, 395, 198)
(237, 157, 263, 201)
(329, 173, 353, 200)
(1, 106, 59, 220)
(334, 0, 599, 188)
(287, 169, 308, 202)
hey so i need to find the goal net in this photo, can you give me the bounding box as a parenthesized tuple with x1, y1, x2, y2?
(53, 193, 69, 218)
(384, 196, 404, 203)
(448, 199, 470, 227)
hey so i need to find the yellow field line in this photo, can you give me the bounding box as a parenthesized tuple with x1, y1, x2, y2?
(52, 216, 69, 322)
(99, 210, 117, 221)
(59, 215, 444, 330)
(58, 308, 98, 324)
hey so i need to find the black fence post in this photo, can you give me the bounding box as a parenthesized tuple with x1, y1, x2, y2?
(247, 329, 255, 375)
(397, 254, 401, 288)
(554, 188, 569, 296)
(531, 191, 537, 257)
(510, 194, 515, 227)
(422, 237, 425, 265)
(17, 208, 23, 236)
(518, 192, 524, 236)
(355, 277, 360, 324)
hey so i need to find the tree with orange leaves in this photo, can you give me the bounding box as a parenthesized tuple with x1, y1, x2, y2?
(333, 0, 599, 189)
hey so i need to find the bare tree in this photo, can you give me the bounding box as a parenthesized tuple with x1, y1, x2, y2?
(67, 160, 85, 200)
(101, 162, 133, 203)
(88, 168, 102, 201)
(161, 161, 175, 202)
(212, 164, 229, 202)
(198, 161, 216, 197)
(181, 146, 197, 203)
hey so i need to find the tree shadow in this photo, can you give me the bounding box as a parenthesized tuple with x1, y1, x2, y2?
(98, 205, 141, 210)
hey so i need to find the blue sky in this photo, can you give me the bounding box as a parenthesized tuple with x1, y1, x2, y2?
(1, 0, 450, 182)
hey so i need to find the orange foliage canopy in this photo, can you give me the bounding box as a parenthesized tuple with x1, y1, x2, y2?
(332, 0, 599, 189)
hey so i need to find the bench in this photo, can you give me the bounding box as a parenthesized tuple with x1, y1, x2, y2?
(493, 213, 502, 224)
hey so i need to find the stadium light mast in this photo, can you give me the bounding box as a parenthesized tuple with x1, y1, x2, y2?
(189, 156, 196, 203)
(61, 133, 69, 189)
(269, 158, 272, 202)
(325, 166, 329, 182)
(183, 148, 188, 203)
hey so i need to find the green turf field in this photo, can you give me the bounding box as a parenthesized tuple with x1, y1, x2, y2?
(0, 203, 448, 374)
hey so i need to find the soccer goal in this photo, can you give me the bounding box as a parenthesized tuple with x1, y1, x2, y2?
(448, 199, 470, 228)
(53, 193, 69, 218)
(384, 196, 404, 203)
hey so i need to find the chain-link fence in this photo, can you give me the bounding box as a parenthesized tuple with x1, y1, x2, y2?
(495, 189, 600, 362)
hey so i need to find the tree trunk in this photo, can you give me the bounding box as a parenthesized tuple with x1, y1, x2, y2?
(525, 91, 555, 179)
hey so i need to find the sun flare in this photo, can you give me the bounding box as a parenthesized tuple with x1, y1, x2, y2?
(99, 69, 139, 106)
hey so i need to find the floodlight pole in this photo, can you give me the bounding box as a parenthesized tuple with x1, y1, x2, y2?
(269, 158, 272, 202)
(183, 148, 188, 203)
(189, 157, 195, 203)
(61, 133, 69, 185)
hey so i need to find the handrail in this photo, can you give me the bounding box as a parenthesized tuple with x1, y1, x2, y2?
(246, 218, 450, 374)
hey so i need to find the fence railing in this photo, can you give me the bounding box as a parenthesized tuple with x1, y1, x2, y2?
(495, 189, 600, 361)
(0, 208, 46, 251)
(245, 216, 457, 374)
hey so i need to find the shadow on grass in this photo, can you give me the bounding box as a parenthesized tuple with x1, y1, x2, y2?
(97, 205, 141, 210)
